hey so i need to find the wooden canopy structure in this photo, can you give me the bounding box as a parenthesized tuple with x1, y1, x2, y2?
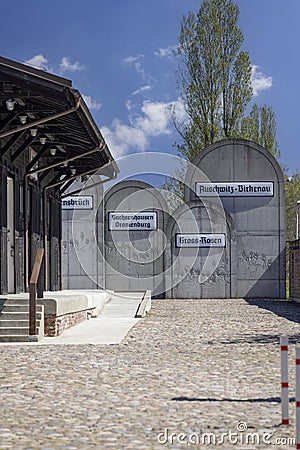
(0, 56, 117, 293)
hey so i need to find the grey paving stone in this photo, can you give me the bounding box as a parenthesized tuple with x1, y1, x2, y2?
(0, 299, 299, 449)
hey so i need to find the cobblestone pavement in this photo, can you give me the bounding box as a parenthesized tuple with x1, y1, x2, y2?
(1, 298, 300, 450)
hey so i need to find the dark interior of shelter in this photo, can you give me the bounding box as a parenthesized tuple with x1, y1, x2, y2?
(0, 56, 116, 295)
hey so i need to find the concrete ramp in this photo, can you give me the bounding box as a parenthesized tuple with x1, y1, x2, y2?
(101, 291, 151, 318)
(39, 291, 150, 345)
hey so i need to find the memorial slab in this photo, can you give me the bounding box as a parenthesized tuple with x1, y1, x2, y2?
(62, 176, 105, 289)
(184, 138, 285, 298)
(103, 180, 168, 297)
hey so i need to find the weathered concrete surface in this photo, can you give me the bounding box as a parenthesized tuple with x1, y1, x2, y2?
(0, 299, 299, 449)
(62, 176, 105, 290)
(104, 180, 168, 298)
(184, 139, 286, 298)
(165, 202, 229, 299)
(39, 291, 144, 345)
(0, 290, 111, 317)
(40, 289, 111, 317)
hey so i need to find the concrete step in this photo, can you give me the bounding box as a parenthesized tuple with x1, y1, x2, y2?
(0, 327, 34, 336)
(0, 298, 32, 305)
(0, 335, 40, 343)
(0, 298, 44, 342)
(0, 320, 41, 328)
(0, 312, 43, 320)
(0, 305, 43, 313)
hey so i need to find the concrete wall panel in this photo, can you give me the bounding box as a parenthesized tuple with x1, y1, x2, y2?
(104, 180, 168, 297)
(185, 139, 285, 298)
(62, 177, 104, 289)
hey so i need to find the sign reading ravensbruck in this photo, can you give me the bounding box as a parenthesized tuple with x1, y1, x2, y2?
(109, 212, 157, 230)
(62, 195, 93, 210)
(196, 182, 274, 197)
(176, 233, 226, 248)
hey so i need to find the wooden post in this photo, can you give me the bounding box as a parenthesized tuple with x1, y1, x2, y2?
(29, 248, 44, 335)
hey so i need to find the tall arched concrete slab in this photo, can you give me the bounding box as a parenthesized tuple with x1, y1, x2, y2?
(62, 176, 105, 290)
(165, 200, 233, 298)
(185, 139, 285, 298)
(103, 180, 168, 297)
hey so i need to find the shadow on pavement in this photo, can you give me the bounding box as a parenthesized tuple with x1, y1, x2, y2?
(218, 331, 300, 345)
(171, 396, 295, 403)
(245, 299, 300, 325)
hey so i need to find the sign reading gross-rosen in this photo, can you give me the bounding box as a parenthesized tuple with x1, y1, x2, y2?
(195, 181, 274, 197)
(108, 212, 157, 230)
(176, 233, 226, 248)
(62, 195, 93, 210)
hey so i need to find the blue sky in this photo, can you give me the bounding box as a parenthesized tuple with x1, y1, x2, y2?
(1, 0, 299, 174)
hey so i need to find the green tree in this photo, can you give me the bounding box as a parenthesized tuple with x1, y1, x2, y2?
(164, 0, 280, 210)
(285, 172, 300, 243)
(175, 0, 252, 160)
(283, 172, 300, 297)
(241, 104, 280, 160)
(162, 0, 297, 294)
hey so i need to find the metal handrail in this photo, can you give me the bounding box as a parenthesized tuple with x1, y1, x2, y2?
(29, 248, 44, 335)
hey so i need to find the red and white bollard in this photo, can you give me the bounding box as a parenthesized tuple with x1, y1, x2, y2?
(296, 346, 300, 449)
(280, 335, 289, 425)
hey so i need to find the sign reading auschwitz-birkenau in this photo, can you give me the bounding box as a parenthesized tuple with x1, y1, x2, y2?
(181, 139, 286, 299)
(196, 181, 274, 197)
(108, 212, 157, 230)
(176, 233, 226, 248)
(62, 195, 93, 209)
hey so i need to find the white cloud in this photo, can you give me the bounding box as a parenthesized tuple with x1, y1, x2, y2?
(251, 65, 273, 96)
(155, 45, 177, 58)
(136, 101, 172, 136)
(122, 55, 144, 65)
(25, 54, 86, 75)
(25, 54, 51, 71)
(101, 120, 147, 158)
(122, 54, 157, 87)
(101, 98, 185, 158)
(122, 54, 145, 76)
(126, 99, 133, 112)
(60, 57, 85, 72)
(131, 85, 152, 96)
(82, 94, 102, 111)
(166, 97, 187, 121)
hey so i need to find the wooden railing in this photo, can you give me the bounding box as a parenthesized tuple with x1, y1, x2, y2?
(29, 248, 44, 335)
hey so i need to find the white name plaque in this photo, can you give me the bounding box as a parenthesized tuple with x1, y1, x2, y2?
(62, 195, 93, 210)
(176, 233, 226, 248)
(196, 182, 274, 197)
(109, 212, 157, 230)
